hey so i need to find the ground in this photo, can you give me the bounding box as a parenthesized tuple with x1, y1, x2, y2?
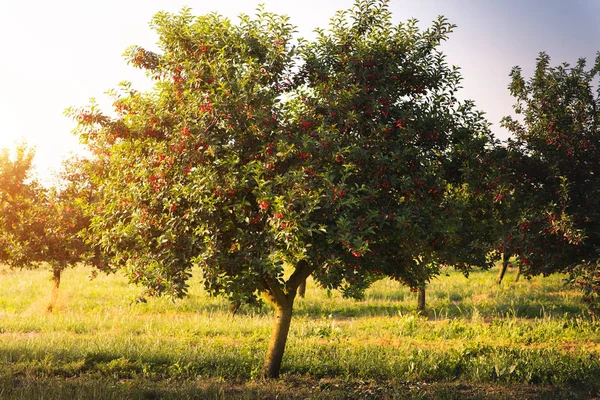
(0, 264, 599, 399)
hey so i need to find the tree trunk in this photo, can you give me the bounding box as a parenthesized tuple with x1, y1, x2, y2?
(514, 264, 521, 282)
(261, 299, 294, 379)
(297, 279, 306, 298)
(47, 267, 62, 312)
(260, 259, 314, 379)
(496, 253, 509, 285)
(228, 301, 241, 315)
(417, 286, 426, 315)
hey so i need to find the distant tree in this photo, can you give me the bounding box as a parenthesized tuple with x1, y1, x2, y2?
(0, 143, 45, 268)
(0, 147, 97, 311)
(43, 156, 103, 310)
(416, 285, 426, 314)
(297, 279, 306, 298)
(69, 0, 496, 378)
(502, 52, 600, 310)
(495, 253, 510, 285)
(481, 145, 528, 286)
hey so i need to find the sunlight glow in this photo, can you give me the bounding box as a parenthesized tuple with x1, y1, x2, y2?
(1, 0, 598, 183)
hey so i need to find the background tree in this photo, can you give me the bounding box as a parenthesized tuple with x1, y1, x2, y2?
(502, 52, 600, 310)
(44, 156, 103, 310)
(476, 144, 527, 286)
(0, 144, 45, 269)
(0, 147, 97, 311)
(69, 0, 497, 378)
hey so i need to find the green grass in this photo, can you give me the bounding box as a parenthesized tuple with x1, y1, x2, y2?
(0, 264, 599, 399)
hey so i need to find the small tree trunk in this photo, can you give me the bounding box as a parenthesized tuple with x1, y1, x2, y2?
(228, 301, 241, 315)
(261, 299, 294, 379)
(47, 267, 62, 312)
(261, 260, 313, 379)
(297, 279, 306, 298)
(417, 286, 426, 315)
(514, 264, 521, 282)
(496, 253, 509, 285)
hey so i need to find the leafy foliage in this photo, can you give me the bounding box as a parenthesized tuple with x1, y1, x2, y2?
(0, 145, 97, 289)
(295, 2, 499, 290)
(0, 144, 46, 268)
(502, 52, 600, 309)
(70, 0, 496, 303)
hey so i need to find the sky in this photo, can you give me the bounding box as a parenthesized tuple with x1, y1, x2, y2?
(1, 0, 599, 183)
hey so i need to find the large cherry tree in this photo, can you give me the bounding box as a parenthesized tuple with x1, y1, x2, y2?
(70, 0, 496, 378)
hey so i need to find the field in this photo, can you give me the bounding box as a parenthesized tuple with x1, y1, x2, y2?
(1, 264, 599, 399)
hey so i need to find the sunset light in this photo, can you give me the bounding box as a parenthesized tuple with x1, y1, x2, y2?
(1, 0, 599, 183)
(1, 1, 600, 397)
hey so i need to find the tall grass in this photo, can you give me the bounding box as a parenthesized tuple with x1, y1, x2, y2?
(0, 263, 599, 398)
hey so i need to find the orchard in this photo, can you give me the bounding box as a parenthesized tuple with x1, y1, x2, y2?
(1, 0, 599, 394)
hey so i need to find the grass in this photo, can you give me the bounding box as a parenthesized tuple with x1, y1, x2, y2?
(0, 264, 599, 399)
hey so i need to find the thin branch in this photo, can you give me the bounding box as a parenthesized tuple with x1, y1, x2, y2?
(204, 117, 218, 134)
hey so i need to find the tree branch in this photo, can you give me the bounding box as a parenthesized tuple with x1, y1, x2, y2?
(262, 277, 288, 308)
(204, 117, 218, 134)
(286, 259, 316, 294)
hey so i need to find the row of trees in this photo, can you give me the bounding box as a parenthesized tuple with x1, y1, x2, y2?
(2, 0, 599, 378)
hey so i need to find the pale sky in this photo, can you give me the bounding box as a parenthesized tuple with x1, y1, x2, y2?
(1, 0, 599, 183)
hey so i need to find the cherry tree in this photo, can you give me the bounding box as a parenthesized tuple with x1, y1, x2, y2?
(502, 52, 600, 309)
(70, 0, 497, 377)
(0, 148, 97, 311)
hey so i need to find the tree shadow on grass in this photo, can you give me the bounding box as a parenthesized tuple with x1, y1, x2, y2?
(0, 375, 596, 400)
(291, 299, 587, 321)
